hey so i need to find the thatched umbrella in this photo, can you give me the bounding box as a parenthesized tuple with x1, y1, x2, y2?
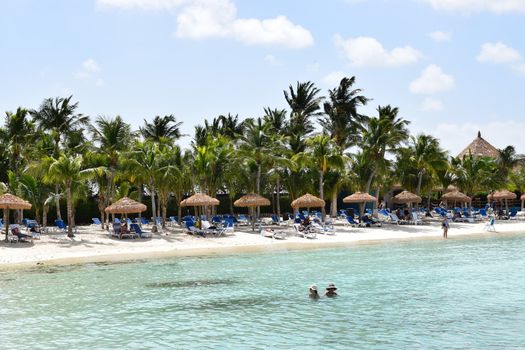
(488, 190, 517, 213)
(343, 192, 378, 222)
(441, 191, 471, 208)
(291, 193, 325, 209)
(180, 193, 220, 226)
(234, 193, 271, 231)
(105, 197, 147, 215)
(393, 191, 422, 208)
(0, 193, 32, 242)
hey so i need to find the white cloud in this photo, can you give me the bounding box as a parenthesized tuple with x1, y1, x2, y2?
(264, 54, 279, 65)
(96, 0, 185, 10)
(477, 42, 522, 64)
(322, 71, 347, 86)
(428, 31, 452, 42)
(409, 64, 455, 94)
(421, 0, 525, 14)
(74, 58, 104, 87)
(174, 0, 313, 49)
(334, 35, 422, 68)
(421, 97, 444, 112)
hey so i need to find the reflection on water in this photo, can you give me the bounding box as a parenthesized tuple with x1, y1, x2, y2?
(1, 234, 525, 349)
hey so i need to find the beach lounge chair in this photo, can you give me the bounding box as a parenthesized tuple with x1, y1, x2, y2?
(293, 223, 317, 239)
(111, 222, 122, 238)
(509, 210, 518, 220)
(345, 216, 361, 227)
(484, 218, 496, 232)
(238, 214, 249, 225)
(141, 217, 150, 225)
(130, 223, 152, 238)
(92, 218, 102, 226)
(260, 227, 286, 239)
(55, 219, 67, 233)
(322, 221, 335, 234)
(479, 209, 488, 220)
(271, 214, 282, 226)
(201, 220, 225, 237)
(411, 212, 424, 225)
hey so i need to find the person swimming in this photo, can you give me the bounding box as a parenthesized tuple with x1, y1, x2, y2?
(324, 283, 338, 297)
(308, 284, 320, 299)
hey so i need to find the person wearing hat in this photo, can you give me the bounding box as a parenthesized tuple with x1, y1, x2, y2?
(308, 284, 320, 299)
(324, 283, 338, 297)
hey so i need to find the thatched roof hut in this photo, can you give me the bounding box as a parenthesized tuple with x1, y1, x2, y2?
(234, 193, 270, 207)
(487, 190, 517, 201)
(441, 191, 471, 203)
(105, 197, 147, 214)
(0, 193, 32, 210)
(343, 192, 377, 204)
(291, 193, 325, 209)
(457, 131, 498, 159)
(393, 191, 422, 204)
(180, 193, 220, 207)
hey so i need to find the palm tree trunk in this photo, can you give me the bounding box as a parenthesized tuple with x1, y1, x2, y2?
(100, 209, 105, 230)
(55, 183, 62, 220)
(162, 202, 167, 229)
(138, 183, 144, 220)
(276, 177, 281, 218)
(319, 170, 325, 221)
(150, 181, 157, 232)
(4, 209, 9, 242)
(256, 163, 261, 220)
(365, 169, 376, 194)
(229, 196, 234, 215)
(43, 204, 48, 229)
(330, 189, 337, 218)
(66, 184, 74, 237)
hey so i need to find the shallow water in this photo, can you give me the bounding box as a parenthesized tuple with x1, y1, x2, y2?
(1, 234, 525, 349)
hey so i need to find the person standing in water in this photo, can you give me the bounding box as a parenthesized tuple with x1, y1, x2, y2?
(308, 285, 320, 299)
(324, 283, 338, 297)
(442, 216, 449, 239)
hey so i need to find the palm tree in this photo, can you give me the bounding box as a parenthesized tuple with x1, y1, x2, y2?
(31, 96, 88, 219)
(284, 81, 323, 152)
(496, 145, 523, 182)
(295, 134, 346, 220)
(0, 108, 35, 175)
(47, 155, 96, 237)
(320, 76, 369, 151)
(452, 153, 501, 196)
(408, 134, 448, 196)
(361, 105, 410, 193)
(140, 115, 183, 142)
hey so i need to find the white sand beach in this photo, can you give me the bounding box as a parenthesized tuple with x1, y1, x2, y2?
(2, 220, 525, 269)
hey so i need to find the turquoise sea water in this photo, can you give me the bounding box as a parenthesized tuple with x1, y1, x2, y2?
(1, 234, 525, 349)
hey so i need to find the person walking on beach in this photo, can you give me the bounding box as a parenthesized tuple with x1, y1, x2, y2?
(442, 217, 449, 239)
(324, 283, 338, 297)
(309, 285, 320, 299)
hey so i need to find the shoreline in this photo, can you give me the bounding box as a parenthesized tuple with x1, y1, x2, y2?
(1, 221, 524, 271)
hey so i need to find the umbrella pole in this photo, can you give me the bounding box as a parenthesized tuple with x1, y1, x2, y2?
(251, 207, 255, 232)
(4, 208, 8, 242)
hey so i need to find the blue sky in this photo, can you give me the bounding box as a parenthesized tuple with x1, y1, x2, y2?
(1, 0, 524, 155)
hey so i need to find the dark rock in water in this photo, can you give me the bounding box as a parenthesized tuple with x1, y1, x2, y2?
(145, 278, 238, 289)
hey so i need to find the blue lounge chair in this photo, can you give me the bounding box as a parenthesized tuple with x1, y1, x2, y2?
(130, 223, 152, 238)
(114, 218, 121, 224)
(271, 214, 282, 226)
(141, 217, 150, 225)
(346, 216, 360, 227)
(238, 214, 249, 225)
(92, 218, 102, 225)
(509, 210, 518, 220)
(55, 219, 67, 233)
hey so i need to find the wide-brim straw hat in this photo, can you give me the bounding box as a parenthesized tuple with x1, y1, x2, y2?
(105, 197, 147, 214)
(326, 283, 337, 290)
(343, 192, 377, 204)
(291, 193, 325, 209)
(0, 193, 32, 210)
(180, 193, 220, 207)
(393, 191, 422, 204)
(234, 193, 270, 207)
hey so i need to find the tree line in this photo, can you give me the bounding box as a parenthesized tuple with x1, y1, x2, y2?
(1, 77, 524, 237)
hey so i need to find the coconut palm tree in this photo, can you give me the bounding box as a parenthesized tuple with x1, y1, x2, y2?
(452, 153, 501, 196)
(47, 155, 96, 237)
(361, 105, 410, 193)
(140, 115, 183, 142)
(31, 96, 89, 219)
(294, 134, 346, 220)
(408, 134, 448, 196)
(0, 107, 35, 175)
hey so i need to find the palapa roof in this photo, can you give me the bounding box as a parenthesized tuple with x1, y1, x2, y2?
(234, 193, 270, 207)
(393, 191, 422, 204)
(180, 193, 220, 207)
(441, 190, 471, 202)
(457, 131, 499, 159)
(291, 193, 325, 209)
(105, 197, 147, 214)
(487, 190, 517, 201)
(0, 193, 32, 210)
(343, 192, 377, 204)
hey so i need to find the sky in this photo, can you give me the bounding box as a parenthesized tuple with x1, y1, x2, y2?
(1, 0, 524, 155)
